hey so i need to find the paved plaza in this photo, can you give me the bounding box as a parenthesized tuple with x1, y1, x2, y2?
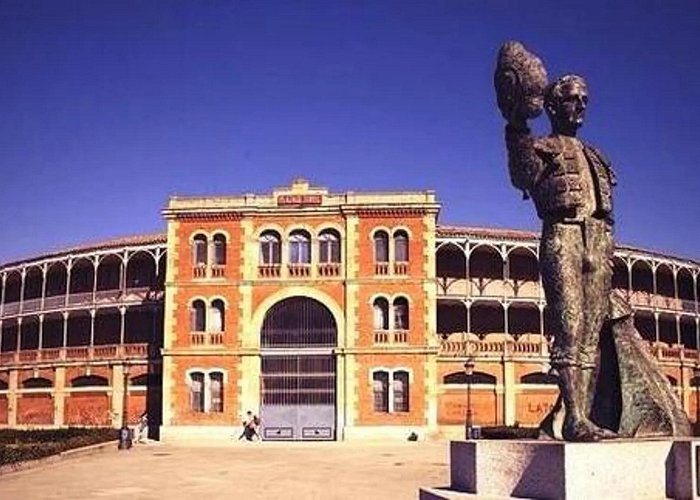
(0, 439, 449, 499)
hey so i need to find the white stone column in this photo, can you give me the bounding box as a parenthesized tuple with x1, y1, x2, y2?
(111, 364, 125, 428)
(40, 263, 47, 310)
(19, 268, 26, 314)
(89, 309, 96, 346)
(38, 314, 44, 350)
(16, 317, 22, 351)
(54, 366, 66, 427)
(503, 359, 516, 426)
(654, 312, 660, 344)
(64, 262, 72, 307)
(62, 312, 69, 347)
(8, 369, 18, 426)
(119, 306, 126, 344)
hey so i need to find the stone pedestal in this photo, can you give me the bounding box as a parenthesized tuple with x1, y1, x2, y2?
(420, 439, 700, 499)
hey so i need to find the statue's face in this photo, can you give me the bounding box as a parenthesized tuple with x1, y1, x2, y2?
(549, 80, 588, 135)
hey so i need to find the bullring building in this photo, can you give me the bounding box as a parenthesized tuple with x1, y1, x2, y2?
(0, 179, 699, 441)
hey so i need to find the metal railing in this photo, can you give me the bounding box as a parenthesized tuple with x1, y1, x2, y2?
(0, 287, 162, 319)
(0, 343, 150, 366)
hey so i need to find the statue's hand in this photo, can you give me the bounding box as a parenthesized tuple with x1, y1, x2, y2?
(494, 41, 548, 124)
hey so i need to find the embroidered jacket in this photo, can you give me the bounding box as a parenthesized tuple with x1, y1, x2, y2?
(505, 124, 616, 223)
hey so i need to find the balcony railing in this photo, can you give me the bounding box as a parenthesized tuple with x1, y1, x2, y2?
(437, 335, 700, 364)
(0, 343, 150, 366)
(258, 264, 281, 278)
(190, 331, 224, 346)
(375, 262, 390, 275)
(192, 265, 207, 278)
(373, 330, 409, 345)
(288, 263, 311, 278)
(211, 265, 226, 278)
(0, 287, 162, 319)
(394, 262, 408, 275)
(434, 281, 698, 314)
(318, 262, 341, 277)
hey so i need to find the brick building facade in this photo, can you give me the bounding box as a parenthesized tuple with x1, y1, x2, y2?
(1, 180, 699, 440)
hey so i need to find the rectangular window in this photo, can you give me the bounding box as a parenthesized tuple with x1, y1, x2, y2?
(373, 371, 389, 412)
(190, 373, 205, 412)
(393, 371, 409, 412)
(210, 372, 224, 412)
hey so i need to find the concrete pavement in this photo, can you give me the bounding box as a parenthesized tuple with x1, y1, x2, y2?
(0, 439, 450, 499)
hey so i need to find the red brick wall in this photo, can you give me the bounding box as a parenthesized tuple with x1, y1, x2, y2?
(355, 353, 426, 426)
(438, 390, 502, 426)
(64, 392, 111, 425)
(18, 368, 55, 387)
(169, 356, 239, 426)
(356, 215, 426, 278)
(515, 390, 558, 425)
(65, 366, 112, 387)
(127, 391, 147, 424)
(0, 396, 8, 424)
(17, 393, 54, 425)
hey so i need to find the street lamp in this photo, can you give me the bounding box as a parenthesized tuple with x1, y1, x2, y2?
(118, 363, 132, 450)
(464, 357, 475, 440)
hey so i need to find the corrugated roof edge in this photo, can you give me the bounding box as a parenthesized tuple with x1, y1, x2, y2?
(0, 233, 167, 269)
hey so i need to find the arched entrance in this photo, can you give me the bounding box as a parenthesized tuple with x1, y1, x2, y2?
(260, 297, 337, 440)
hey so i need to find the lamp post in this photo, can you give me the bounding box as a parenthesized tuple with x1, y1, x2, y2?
(118, 363, 132, 450)
(464, 357, 475, 440)
(693, 363, 700, 435)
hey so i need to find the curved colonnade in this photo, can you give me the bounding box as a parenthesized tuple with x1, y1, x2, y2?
(1, 225, 698, 429)
(435, 225, 700, 428)
(0, 234, 166, 428)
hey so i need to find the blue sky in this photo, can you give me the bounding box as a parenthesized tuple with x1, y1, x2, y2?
(1, 1, 699, 263)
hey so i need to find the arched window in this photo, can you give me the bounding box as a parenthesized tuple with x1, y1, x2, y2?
(394, 230, 409, 262)
(210, 299, 225, 332)
(393, 297, 409, 330)
(393, 371, 409, 412)
(210, 372, 224, 412)
(130, 374, 149, 387)
(70, 375, 109, 387)
(260, 231, 281, 265)
(373, 231, 389, 263)
(373, 371, 389, 412)
(192, 235, 208, 266)
(319, 229, 341, 263)
(190, 372, 205, 412)
(212, 234, 227, 266)
(443, 372, 469, 384)
(22, 377, 53, 389)
(373, 298, 389, 330)
(191, 300, 206, 332)
(289, 230, 311, 264)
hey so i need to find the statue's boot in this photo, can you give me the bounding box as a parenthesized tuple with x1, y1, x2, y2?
(558, 365, 611, 442)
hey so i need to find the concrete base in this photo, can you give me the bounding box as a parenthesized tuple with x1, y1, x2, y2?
(420, 439, 700, 499)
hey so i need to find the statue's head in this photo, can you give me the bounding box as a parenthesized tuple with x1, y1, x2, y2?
(544, 74, 588, 136)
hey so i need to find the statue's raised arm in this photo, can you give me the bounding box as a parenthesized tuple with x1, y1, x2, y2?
(494, 42, 549, 200)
